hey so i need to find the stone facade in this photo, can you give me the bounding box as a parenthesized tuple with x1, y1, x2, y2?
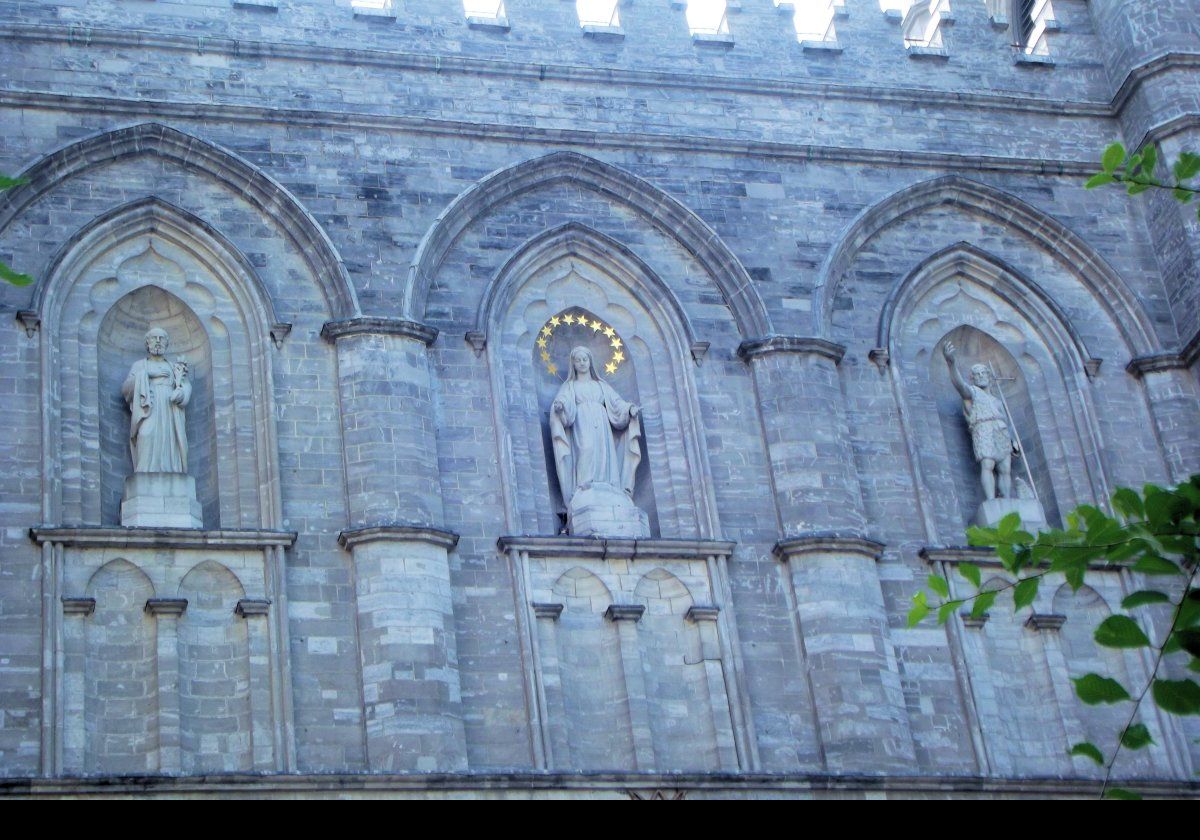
(1, 0, 1199, 798)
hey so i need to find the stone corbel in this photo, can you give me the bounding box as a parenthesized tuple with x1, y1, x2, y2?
(320, 317, 438, 346)
(532, 602, 564, 621)
(1126, 352, 1188, 377)
(269, 322, 292, 349)
(960, 611, 989, 629)
(685, 605, 721, 623)
(61, 597, 96, 617)
(736, 335, 846, 365)
(1083, 358, 1103, 380)
(605, 604, 645, 623)
(235, 598, 272, 617)
(690, 341, 710, 365)
(465, 331, 487, 357)
(16, 310, 39, 338)
(868, 347, 890, 370)
(145, 598, 188, 617)
(1025, 613, 1066, 632)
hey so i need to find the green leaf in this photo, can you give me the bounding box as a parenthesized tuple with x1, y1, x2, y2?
(1094, 615, 1151, 648)
(1151, 678, 1200, 715)
(1085, 172, 1116, 189)
(1174, 151, 1200, 181)
(1127, 182, 1151, 195)
(0, 261, 33, 287)
(907, 590, 930, 628)
(1102, 142, 1126, 173)
(1072, 673, 1131, 704)
(937, 600, 961, 625)
(1173, 629, 1200, 658)
(1111, 487, 1145, 520)
(927, 574, 949, 599)
(971, 590, 997, 620)
(1069, 741, 1104, 765)
(1188, 658, 1200, 674)
(958, 562, 981, 589)
(1120, 723, 1154, 750)
(1121, 590, 1171, 609)
(1175, 187, 1195, 203)
(1013, 576, 1039, 611)
(1138, 145, 1158, 178)
(1104, 787, 1142, 800)
(1132, 554, 1180, 576)
(0, 174, 29, 190)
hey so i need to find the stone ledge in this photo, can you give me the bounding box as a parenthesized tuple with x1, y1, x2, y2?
(531, 602, 564, 621)
(30, 526, 296, 550)
(920, 546, 1113, 571)
(145, 598, 188, 617)
(801, 40, 843, 53)
(61, 597, 96, 616)
(773, 533, 884, 562)
(498, 535, 735, 560)
(581, 24, 624, 40)
(736, 335, 846, 364)
(1013, 51, 1055, 67)
(693, 32, 735, 47)
(1025, 612, 1066, 631)
(467, 15, 510, 32)
(1126, 351, 1189, 376)
(2, 771, 1196, 799)
(605, 604, 645, 622)
(321, 317, 438, 345)
(339, 523, 460, 551)
(232, 0, 278, 10)
(236, 598, 272, 617)
(686, 605, 721, 622)
(907, 45, 949, 61)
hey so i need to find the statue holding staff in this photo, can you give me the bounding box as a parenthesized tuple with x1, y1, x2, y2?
(942, 339, 1018, 501)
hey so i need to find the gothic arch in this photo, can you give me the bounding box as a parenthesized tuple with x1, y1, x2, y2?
(407, 151, 770, 338)
(1, 122, 357, 319)
(813, 175, 1157, 355)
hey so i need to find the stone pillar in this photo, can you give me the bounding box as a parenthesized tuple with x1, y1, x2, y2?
(145, 597, 187, 775)
(606, 604, 655, 770)
(324, 316, 468, 772)
(774, 535, 916, 774)
(339, 526, 467, 772)
(738, 337, 866, 535)
(1127, 354, 1200, 482)
(60, 596, 94, 776)
(236, 598, 277, 772)
(686, 605, 739, 772)
(531, 602, 567, 770)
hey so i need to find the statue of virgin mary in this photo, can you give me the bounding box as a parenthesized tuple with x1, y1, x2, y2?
(549, 346, 649, 537)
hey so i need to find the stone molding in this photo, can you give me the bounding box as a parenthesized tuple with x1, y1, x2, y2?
(1111, 52, 1200, 121)
(773, 533, 884, 562)
(29, 526, 297, 550)
(605, 604, 646, 623)
(0, 90, 1101, 181)
(685, 605, 721, 622)
(235, 598, 272, 617)
(1025, 613, 1066, 631)
(60, 597, 96, 617)
(0, 23, 1112, 120)
(497, 536, 736, 561)
(320, 317, 438, 345)
(338, 523, 460, 551)
(144, 598, 188, 617)
(960, 612, 989, 629)
(736, 336, 846, 364)
(921, 546, 1114, 572)
(1185, 326, 1200, 370)
(1126, 351, 1190, 377)
(531, 602, 564, 621)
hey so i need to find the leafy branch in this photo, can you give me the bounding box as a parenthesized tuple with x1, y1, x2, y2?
(1086, 143, 1200, 220)
(0, 174, 32, 287)
(909, 477, 1200, 799)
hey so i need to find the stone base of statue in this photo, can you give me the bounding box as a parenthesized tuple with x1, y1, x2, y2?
(568, 485, 650, 539)
(973, 497, 1047, 531)
(121, 473, 203, 529)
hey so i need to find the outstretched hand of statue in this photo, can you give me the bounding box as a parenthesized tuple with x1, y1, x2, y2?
(942, 340, 957, 362)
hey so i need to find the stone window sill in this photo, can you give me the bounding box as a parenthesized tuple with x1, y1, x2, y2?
(1014, 51, 1054, 66)
(353, 6, 397, 21)
(693, 32, 734, 47)
(801, 39, 842, 53)
(467, 15, 510, 32)
(906, 44, 948, 59)
(582, 24, 624, 40)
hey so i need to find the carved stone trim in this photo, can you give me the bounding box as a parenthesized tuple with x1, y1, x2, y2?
(16, 310, 39, 337)
(269, 322, 292, 349)
(497, 536, 735, 561)
(773, 533, 884, 562)
(960, 612, 989, 628)
(868, 347, 890, 369)
(690, 341, 710, 365)
(465, 331, 487, 356)
(338, 523, 460, 551)
(1025, 613, 1066, 631)
(736, 335, 846, 364)
(320, 317, 438, 345)
(605, 604, 645, 623)
(919, 546, 995, 566)
(235, 598, 272, 618)
(145, 598, 188, 617)
(1083, 358, 1103, 379)
(532, 602, 564, 621)
(29, 526, 296, 550)
(1126, 352, 1188, 377)
(61, 597, 96, 616)
(685, 605, 721, 623)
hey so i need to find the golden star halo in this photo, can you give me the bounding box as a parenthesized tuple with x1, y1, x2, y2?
(536, 310, 628, 380)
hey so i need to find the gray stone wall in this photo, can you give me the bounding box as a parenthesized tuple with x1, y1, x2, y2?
(0, 0, 1198, 795)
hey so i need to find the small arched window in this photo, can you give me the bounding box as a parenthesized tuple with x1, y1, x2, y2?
(1013, 0, 1054, 55)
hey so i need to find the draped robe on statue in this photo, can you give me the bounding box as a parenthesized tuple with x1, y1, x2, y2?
(549, 353, 642, 510)
(122, 358, 191, 473)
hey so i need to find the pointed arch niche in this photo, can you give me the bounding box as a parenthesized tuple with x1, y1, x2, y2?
(479, 223, 719, 539)
(885, 244, 1110, 540)
(36, 198, 282, 529)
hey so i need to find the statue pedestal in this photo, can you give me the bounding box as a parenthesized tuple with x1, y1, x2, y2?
(973, 497, 1047, 531)
(121, 473, 203, 529)
(568, 485, 649, 539)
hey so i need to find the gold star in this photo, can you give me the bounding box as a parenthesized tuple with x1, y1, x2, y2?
(602, 326, 616, 338)
(590, 319, 603, 332)
(610, 337, 622, 349)
(604, 362, 617, 375)
(546, 363, 557, 375)
(563, 314, 575, 325)
(612, 350, 625, 364)
(549, 316, 560, 327)
(541, 325, 553, 337)
(576, 312, 590, 323)
(540, 350, 550, 362)
(536, 337, 547, 349)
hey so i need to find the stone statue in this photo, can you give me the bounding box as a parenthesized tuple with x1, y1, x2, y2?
(122, 327, 191, 473)
(549, 346, 649, 538)
(941, 339, 1045, 529)
(119, 327, 202, 528)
